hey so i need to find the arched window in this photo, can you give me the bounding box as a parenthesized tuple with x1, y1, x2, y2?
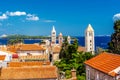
(89, 32, 92, 36)
(53, 32, 55, 34)
(90, 40, 92, 42)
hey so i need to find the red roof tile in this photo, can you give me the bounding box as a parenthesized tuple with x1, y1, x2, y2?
(0, 55, 6, 60)
(77, 46, 85, 52)
(7, 44, 45, 52)
(0, 66, 58, 79)
(109, 71, 117, 76)
(53, 46, 61, 53)
(8, 61, 51, 67)
(18, 44, 46, 51)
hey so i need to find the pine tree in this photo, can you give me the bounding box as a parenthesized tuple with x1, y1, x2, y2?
(59, 38, 78, 61)
(59, 38, 69, 59)
(108, 20, 120, 54)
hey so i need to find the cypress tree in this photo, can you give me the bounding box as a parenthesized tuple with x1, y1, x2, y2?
(108, 20, 120, 54)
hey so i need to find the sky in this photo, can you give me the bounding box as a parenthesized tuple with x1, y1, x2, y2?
(0, 0, 120, 36)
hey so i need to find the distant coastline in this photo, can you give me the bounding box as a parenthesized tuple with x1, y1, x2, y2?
(0, 34, 111, 39)
(0, 35, 111, 49)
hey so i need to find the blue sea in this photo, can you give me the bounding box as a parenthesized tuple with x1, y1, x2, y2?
(76, 36, 111, 49)
(0, 36, 111, 49)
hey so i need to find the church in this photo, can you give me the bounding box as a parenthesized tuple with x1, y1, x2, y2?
(50, 24, 95, 62)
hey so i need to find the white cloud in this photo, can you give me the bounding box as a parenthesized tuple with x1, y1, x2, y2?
(6, 11, 26, 16)
(113, 13, 120, 21)
(26, 14, 39, 21)
(43, 20, 56, 23)
(27, 14, 33, 17)
(0, 14, 8, 20)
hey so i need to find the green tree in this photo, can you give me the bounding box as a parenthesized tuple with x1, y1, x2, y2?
(59, 38, 69, 59)
(59, 38, 78, 62)
(108, 20, 120, 54)
(7, 38, 24, 45)
(55, 38, 94, 79)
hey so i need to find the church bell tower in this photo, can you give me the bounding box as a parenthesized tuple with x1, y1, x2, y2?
(51, 26, 56, 46)
(67, 36, 71, 44)
(58, 32, 63, 46)
(85, 24, 95, 54)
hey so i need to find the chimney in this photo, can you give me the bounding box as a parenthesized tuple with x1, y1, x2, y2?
(71, 68, 77, 80)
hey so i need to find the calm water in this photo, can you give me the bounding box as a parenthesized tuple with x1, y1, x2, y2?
(0, 36, 111, 49)
(76, 36, 111, 49)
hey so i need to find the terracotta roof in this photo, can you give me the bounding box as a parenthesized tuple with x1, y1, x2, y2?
(7, 45, 18, 53)
(53, 46, 61, 53)
(108, 71, 117, 76)
(0, 66, 58, 79)
(19, 55, 48, 60)
(7, 44, 46, 52)
(8, 61, 51, 67)
(77, 46, 85, 52)
(0, 55, 5, 60)
(17, 44, 46, 51)
(84, 52, 120, 77)
(0, 46, 7, 51)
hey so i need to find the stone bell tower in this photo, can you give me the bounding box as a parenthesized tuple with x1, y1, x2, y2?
(58, 32, 63, 46)
(67, 36, 71, 44)
(85, 24, 95, 55)
(51, 26, 56, 46)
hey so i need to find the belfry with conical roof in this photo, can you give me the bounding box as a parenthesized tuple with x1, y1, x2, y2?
(67, 36, 71, 44)
(85, 24, 95, 54)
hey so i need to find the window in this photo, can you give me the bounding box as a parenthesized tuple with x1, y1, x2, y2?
(27, 53, 32, 56)
(87, 69, 90, 80)
(60, 38, 62, 40)
(90, 48, 92, 50)
(96, 73, 99, 80)
(90, 40, 92, 42)
(89, 32, 92, 36)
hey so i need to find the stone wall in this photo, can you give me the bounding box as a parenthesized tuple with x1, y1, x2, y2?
(85, 65, 115, 80)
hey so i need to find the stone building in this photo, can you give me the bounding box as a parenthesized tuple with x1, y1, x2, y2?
(85, 52, 120, 80)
